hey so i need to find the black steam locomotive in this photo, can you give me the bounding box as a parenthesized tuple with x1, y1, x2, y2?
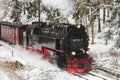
(23, 22, 92, 73)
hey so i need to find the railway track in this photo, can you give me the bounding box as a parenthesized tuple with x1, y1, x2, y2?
(95, 65, 120, 77)
(74, 71, 113, 80)
(92, 65, 120, 80)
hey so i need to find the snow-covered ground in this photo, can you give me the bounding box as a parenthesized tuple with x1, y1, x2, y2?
(0, 40, 116, 80)
(0, 41, 85, 80)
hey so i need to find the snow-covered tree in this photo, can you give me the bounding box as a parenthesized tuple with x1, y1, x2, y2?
(10, 0, 22, 23)
(115, 33, 120, 48)
(25, 1, 37, 19)
(73, 0, 88, 24)
(111, 0, 120, 48)
(104, 29, 113, 44)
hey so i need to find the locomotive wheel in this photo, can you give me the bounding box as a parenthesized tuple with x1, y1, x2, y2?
(57, 56, 66, 69)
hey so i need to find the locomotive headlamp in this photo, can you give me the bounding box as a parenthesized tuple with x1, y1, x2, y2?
(86, 51, 89, 54)
(86, 48, 90, 54)
(77, 24, 80, 28)
(71, 51, 76, 55)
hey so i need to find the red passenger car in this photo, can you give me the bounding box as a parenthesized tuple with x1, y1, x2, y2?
(0, 22, 27, 45)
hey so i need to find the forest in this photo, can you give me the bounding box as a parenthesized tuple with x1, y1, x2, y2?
(0, 0, 120, 48)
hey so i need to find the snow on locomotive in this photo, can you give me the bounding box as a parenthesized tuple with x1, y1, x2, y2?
(23, 22, 92, 73)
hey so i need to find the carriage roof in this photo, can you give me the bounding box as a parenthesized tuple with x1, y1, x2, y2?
(0, 21, 26, 28)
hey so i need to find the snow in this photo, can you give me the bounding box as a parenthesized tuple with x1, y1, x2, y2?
(0, 40, 114, 80)
(0, 70, 10, 80)
(89, 40, 113, 54)
(0, 41, 83, 80)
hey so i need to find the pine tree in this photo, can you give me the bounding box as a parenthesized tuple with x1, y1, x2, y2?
(104, 29, 113, 44)
(73, 0, 88, 24)
(10, 0, 22, 23)
(111, 0, 120, 48)
(41, 4, 61, 23)
(115, 34, 120, 48)
(25, 1, 37, 19)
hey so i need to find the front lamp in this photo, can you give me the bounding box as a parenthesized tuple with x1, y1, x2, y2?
(71, 51, 76, 55)
(86, 51, 89, 54)
(77, 24, 80, 28)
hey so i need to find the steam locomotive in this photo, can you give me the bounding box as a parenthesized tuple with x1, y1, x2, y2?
(23, 22, 92, 73)
(0, 21, 92, 74)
